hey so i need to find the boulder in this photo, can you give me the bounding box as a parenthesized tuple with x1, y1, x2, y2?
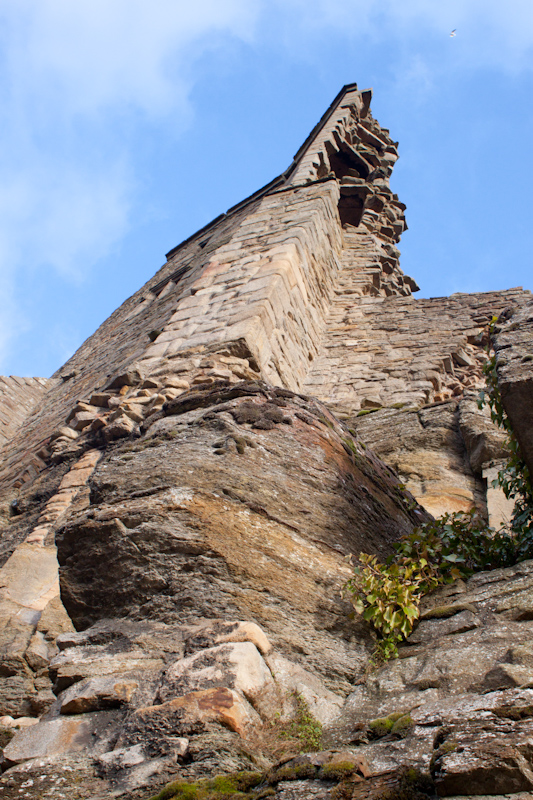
(158, 641, 279, 719)
(59, 675, 140, 714)
(2, 710, 123, 767)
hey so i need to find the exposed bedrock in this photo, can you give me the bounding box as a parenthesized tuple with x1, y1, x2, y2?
(350, 393, 510, 519)
(56, 381, 429, 693)
(493, 298, 533, 478)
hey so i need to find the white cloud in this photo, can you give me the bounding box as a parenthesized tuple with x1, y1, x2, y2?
(0, 0, 531, 372)
(2, 0, 259, 117)
(0, 0, 262, 371)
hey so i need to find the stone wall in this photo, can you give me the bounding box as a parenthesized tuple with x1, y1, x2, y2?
(0, 377, 53, 450)
(0, 83, 417, 499)
(303, 286, 530, 517)
(305, 288, 529, 415)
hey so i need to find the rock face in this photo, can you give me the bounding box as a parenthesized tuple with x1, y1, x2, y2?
(56, 382, 426, 690)
(325, 558, 533, 797)
(493, 298, 533, 477)
(0, 83, 532, 798)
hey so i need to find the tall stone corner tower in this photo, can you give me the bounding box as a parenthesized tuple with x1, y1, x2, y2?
(0, 83, 416, 495)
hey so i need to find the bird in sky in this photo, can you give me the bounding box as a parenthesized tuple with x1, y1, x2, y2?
(450, 29, 457, 37)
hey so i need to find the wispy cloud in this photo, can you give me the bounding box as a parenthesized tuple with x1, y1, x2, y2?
(0, 0, 531, 371)
(0, 0, 261, 369)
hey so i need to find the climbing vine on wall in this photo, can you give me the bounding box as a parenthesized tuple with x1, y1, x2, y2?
(345, 316, 533, 663)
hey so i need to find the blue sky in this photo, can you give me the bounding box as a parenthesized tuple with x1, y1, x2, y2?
(1, 0, 532, 378)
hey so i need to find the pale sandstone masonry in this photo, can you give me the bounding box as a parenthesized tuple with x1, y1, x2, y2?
(0, 83, 416, 500)
(305, 287, 530, 516)
(0, 377, 54, 450)
(304, 286, 527, 414)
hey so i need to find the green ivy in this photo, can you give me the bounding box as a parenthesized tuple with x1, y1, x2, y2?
(345, 316, 533, 662)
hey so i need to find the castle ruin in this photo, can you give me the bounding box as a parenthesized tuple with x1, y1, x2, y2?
(0, 84, 533, 799)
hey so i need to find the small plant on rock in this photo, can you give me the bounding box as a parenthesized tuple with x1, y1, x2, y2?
(278, 692, 323, 752)
(343, 550, 445, 662)
(344, 316, 533, 664)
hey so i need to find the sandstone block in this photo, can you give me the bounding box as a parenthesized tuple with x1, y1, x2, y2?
(2, 711, 122, 766)
(25, 525, 50, 545)
(121, 403, 145, 423)
(50, 425, 79, 442)
(49, 648, 164, 693)
(106, 369, 143, 390)
(159, 641, 278, 719)
(75, 448, 102, 469)
(166, 377, 190, 389)
(102, 413, 137, 441)
(59, 675, 139, 714)
(58, 466, 95, 490)
(69, 411, 98, 431)
(89, 392, 111, 407)
(132, 687, 261, 738)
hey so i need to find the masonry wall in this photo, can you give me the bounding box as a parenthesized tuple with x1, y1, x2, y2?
(0, 84, 412, 498)
(303, 286, 530, 517)
(305, 287, 529, 415)
(0, 377, 53, 450)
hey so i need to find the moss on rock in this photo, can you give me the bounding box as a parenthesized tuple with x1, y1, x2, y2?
(368, 716, 394, 737)
(390, 715, 414, 738)
(318, 761, 358, 781)
(148, 771, 264, 800)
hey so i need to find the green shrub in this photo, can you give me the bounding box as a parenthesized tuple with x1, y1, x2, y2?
(277, 693, 322, 752)
(344, 318, 533, 663)
(343, 546, 444, 661)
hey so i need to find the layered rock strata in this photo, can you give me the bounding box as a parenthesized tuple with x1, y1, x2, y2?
(493, 297, 533, 477)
